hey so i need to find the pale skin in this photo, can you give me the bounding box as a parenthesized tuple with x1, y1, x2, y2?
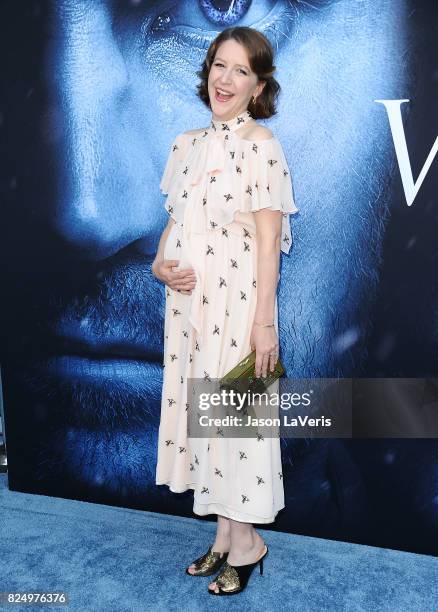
(153, 38, 281, 591)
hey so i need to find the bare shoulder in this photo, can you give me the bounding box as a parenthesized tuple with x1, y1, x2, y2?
(183, 127, 209, 137)
(240, 123, 274, 142)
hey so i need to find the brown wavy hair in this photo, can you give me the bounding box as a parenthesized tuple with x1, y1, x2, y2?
(195, 26, 280, 120)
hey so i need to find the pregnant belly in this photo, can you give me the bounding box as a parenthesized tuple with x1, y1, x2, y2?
(163, 222, 183, 261)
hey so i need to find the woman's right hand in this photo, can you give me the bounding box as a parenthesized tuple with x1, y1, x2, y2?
(152, 259, 197, 295)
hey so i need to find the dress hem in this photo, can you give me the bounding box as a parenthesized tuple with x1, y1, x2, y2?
(155, 480, 284, 524)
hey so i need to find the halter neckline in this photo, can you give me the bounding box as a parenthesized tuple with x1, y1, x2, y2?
(210, 109, 253, 133)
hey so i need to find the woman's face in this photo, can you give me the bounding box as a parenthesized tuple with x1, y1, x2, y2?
(208, 38, 264, 121)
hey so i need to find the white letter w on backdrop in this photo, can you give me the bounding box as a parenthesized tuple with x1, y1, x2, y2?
(375, 99, 438, 206)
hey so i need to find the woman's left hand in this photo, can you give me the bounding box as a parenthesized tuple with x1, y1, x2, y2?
(250, 324, 279, 378)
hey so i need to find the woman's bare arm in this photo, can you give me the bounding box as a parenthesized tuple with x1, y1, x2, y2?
(251, 209, 282, 377)
(254, 210, 282, 323)
(152, 217, 175, 275)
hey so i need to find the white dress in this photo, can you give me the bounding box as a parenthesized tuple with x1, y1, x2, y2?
(155, 109, 299, 523)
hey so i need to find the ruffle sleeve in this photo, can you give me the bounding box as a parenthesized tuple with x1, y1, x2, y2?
(159, 133, 186, 196)
(232, 135, 299, 253)
(159, 130, 299, 254)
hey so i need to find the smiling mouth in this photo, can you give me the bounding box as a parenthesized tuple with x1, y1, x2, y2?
(215, 88, 234, 102)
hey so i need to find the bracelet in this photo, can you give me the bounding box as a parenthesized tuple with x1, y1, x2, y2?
(253, 321, 275, 328)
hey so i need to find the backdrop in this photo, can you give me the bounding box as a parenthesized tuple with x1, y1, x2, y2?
(1, 0, 437, 556)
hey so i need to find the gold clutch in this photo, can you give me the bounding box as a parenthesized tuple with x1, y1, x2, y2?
(219, 349, 285, 395)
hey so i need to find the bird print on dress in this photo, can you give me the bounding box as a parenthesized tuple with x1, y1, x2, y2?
(156, 108, 290, 524)
(160, 108, 297, 257)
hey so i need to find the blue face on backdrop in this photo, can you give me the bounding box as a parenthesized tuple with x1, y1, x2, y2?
(2, 0, 438, 550)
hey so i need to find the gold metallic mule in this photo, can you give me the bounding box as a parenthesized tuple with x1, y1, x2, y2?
(208, 544, 268, 595)
(185, 545, 229, 577)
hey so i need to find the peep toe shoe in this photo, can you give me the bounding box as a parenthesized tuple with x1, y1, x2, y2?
(185, 545, 229, 577)
(208, 544, 268, 596)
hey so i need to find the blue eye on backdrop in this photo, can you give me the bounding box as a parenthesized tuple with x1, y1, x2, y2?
(149, 0, 299, 50)
(198, 0, 253, 27)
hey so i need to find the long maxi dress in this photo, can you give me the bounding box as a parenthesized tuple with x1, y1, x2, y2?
(155, 109, 299, 524)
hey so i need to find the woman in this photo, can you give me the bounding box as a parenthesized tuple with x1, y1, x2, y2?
(153, 26, 298, 596)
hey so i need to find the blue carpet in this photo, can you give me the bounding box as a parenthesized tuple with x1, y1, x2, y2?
(0, 474, 437, 611)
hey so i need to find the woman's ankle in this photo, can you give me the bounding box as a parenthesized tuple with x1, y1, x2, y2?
(212, 515, 231, 551)
(230, 528, 263, 553)
(216, 515, 231, 534)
